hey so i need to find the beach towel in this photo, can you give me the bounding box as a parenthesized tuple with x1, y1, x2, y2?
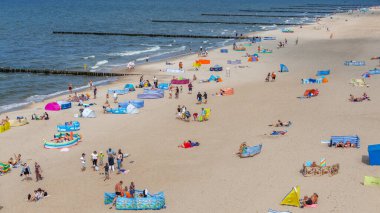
(316, 70, 330, 76)
(220, 49, 228, 53)
(350, 78, 368, 87)
(165, 68, 184, 73)
(270, 130, 287, 136)
(268, 209, 291, 213)
(344, 60, 365, 66)
(364, 176, 380, 186)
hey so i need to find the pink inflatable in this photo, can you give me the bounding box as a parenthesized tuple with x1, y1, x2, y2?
(45, 102, 61, 111)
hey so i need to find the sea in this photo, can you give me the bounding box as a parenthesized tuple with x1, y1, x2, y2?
(0, 0, 377, 113)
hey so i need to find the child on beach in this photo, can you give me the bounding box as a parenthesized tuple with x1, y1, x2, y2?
(113, 91, 118, 103)
(98, 151, 104, 166)
(180, 85, 183, 93)
(80, 153, 86, 171)
(104, 163, 110, 181)
(188, 82, 193, 94)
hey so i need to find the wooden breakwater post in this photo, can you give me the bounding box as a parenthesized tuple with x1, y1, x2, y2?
(0, 67, 142, 77)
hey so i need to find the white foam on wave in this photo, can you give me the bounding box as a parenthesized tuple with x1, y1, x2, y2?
(108, 46, 160, 57)
(83, 55, 95, 60)
(91, 60, 108, 70)
(0, 78, 116, 113)
(149, 46, 187, 58)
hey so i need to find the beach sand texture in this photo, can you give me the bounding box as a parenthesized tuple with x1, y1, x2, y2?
(1, 9, 380, 213)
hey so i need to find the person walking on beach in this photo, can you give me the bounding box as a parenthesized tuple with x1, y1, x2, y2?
(168, 88, 173, 99)
(89, 80, 93, 91)
(91, 151, 98, 171)
(20, 163, 32, 181)
(285, 38, 287, 45)
(188, 82, 193, 94)
(330, 33, 333, 39)
(113, 91, 118, 103)
(68, 84, 73, 94)
(104, 163, 110, 181)
(197, 92, 202, 104)
(80, 153, 86, 171)
(93, 86, 97, 99)
(34, 162, 43, 182)
(295, 37, 299, 45)
(203, 92, 208, 104)
(98, 151, 104, 166)
(107, 149, 115, 172)
(265, 72, 270, 82)
(180, 85, 183, 93)
(110, 181, 123, 209)
(116, 150, 123, 172)
(153, 76, 158, 88)
(175, 87, 179, 99)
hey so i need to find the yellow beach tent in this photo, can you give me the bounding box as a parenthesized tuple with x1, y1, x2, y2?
(280, 186, 301, 207)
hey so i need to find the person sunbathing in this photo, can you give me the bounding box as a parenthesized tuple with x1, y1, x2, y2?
(103, 101, 111, 113)
(237, 142, 248, 155)
(302, 193, 318, 206)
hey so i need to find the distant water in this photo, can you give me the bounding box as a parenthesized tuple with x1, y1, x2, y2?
(0, 0, 376, 113)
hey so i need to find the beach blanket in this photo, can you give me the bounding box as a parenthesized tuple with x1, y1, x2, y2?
(227, 60, 241, 64)
(197, 59, 210, 64)
(268, 209, 291, 213)
(210, 65, 223, 71)
(119, 100, 144, 108)
(270, 130, 287, 136)
(220, 49, 228, 53)
(350, 78, 368, 87)
(137, 93, 164, 99)
(281, 28, 294, 33)
(158, 83, 170, 90)
(316, 70, 330, 76)
(344, 60, 365, 66)
(165, 68, 184, 73)
(108, 89, 128, 95)
(57, 121, 80, 132)
(364, 176, 380, 186)
(263, 37, 276, 40)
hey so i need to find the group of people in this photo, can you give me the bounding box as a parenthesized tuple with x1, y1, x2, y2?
(81, 148, 126, 181)
(196, 92, 208, 104)
(169, 85, 182, 99)
(277, 38, 288, 48)
(20, 161, 43, 182)
(67, 92, 90, 102)
(269, 120, 292, 127)
(31, 112, 49, 120)
(27, 188, 48, 202)
(176, 105, 209, 122)
(265, 72, 277, 82)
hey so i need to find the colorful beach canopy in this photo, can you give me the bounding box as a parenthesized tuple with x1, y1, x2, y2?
(280, 64, 289, 72)
(280, 186, 301, 207)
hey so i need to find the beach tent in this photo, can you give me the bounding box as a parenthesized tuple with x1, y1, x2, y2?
(57, 101, 72, 110)
(193, 61, 201, 68)
(344, 60, 365, 66)
(364, 176, 380, 186)
(124, 84, 135, 91)
(126, 104, 139, 114)
(45, 102, 61, 111)
(82, 108, 96, 118)
(240, 144, 262, 158)
(368, 144, 380, 165)
(316, 70, 330, 76)
(280, 186, 301, 207)
(221, 88, 234, 96)
(197, 59, 210, 65)
(158, 83, 170, 90)
(0, 121, 10, 133)
(280, 64, 289, 72)
(330, 135, 360, 148)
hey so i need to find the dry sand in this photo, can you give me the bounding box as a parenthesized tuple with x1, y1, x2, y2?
(1, 9, 380, 213)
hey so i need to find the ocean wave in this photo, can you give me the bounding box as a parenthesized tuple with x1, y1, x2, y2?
(149, 46, 187, 58)
(0, 78, 116, 113)
(107, 46, 160, 57)
(91, 60, 108, 70)
(83, 55, 95, 59)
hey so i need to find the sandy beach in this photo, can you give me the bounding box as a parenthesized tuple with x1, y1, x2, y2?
(1, 8, 380, 213)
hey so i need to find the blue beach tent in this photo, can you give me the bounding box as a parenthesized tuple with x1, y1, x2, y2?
(280, 64, 289, 72)
(368, 144, 380, 166)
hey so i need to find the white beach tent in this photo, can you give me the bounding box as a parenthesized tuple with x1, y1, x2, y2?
(82, 108, 96, 118)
